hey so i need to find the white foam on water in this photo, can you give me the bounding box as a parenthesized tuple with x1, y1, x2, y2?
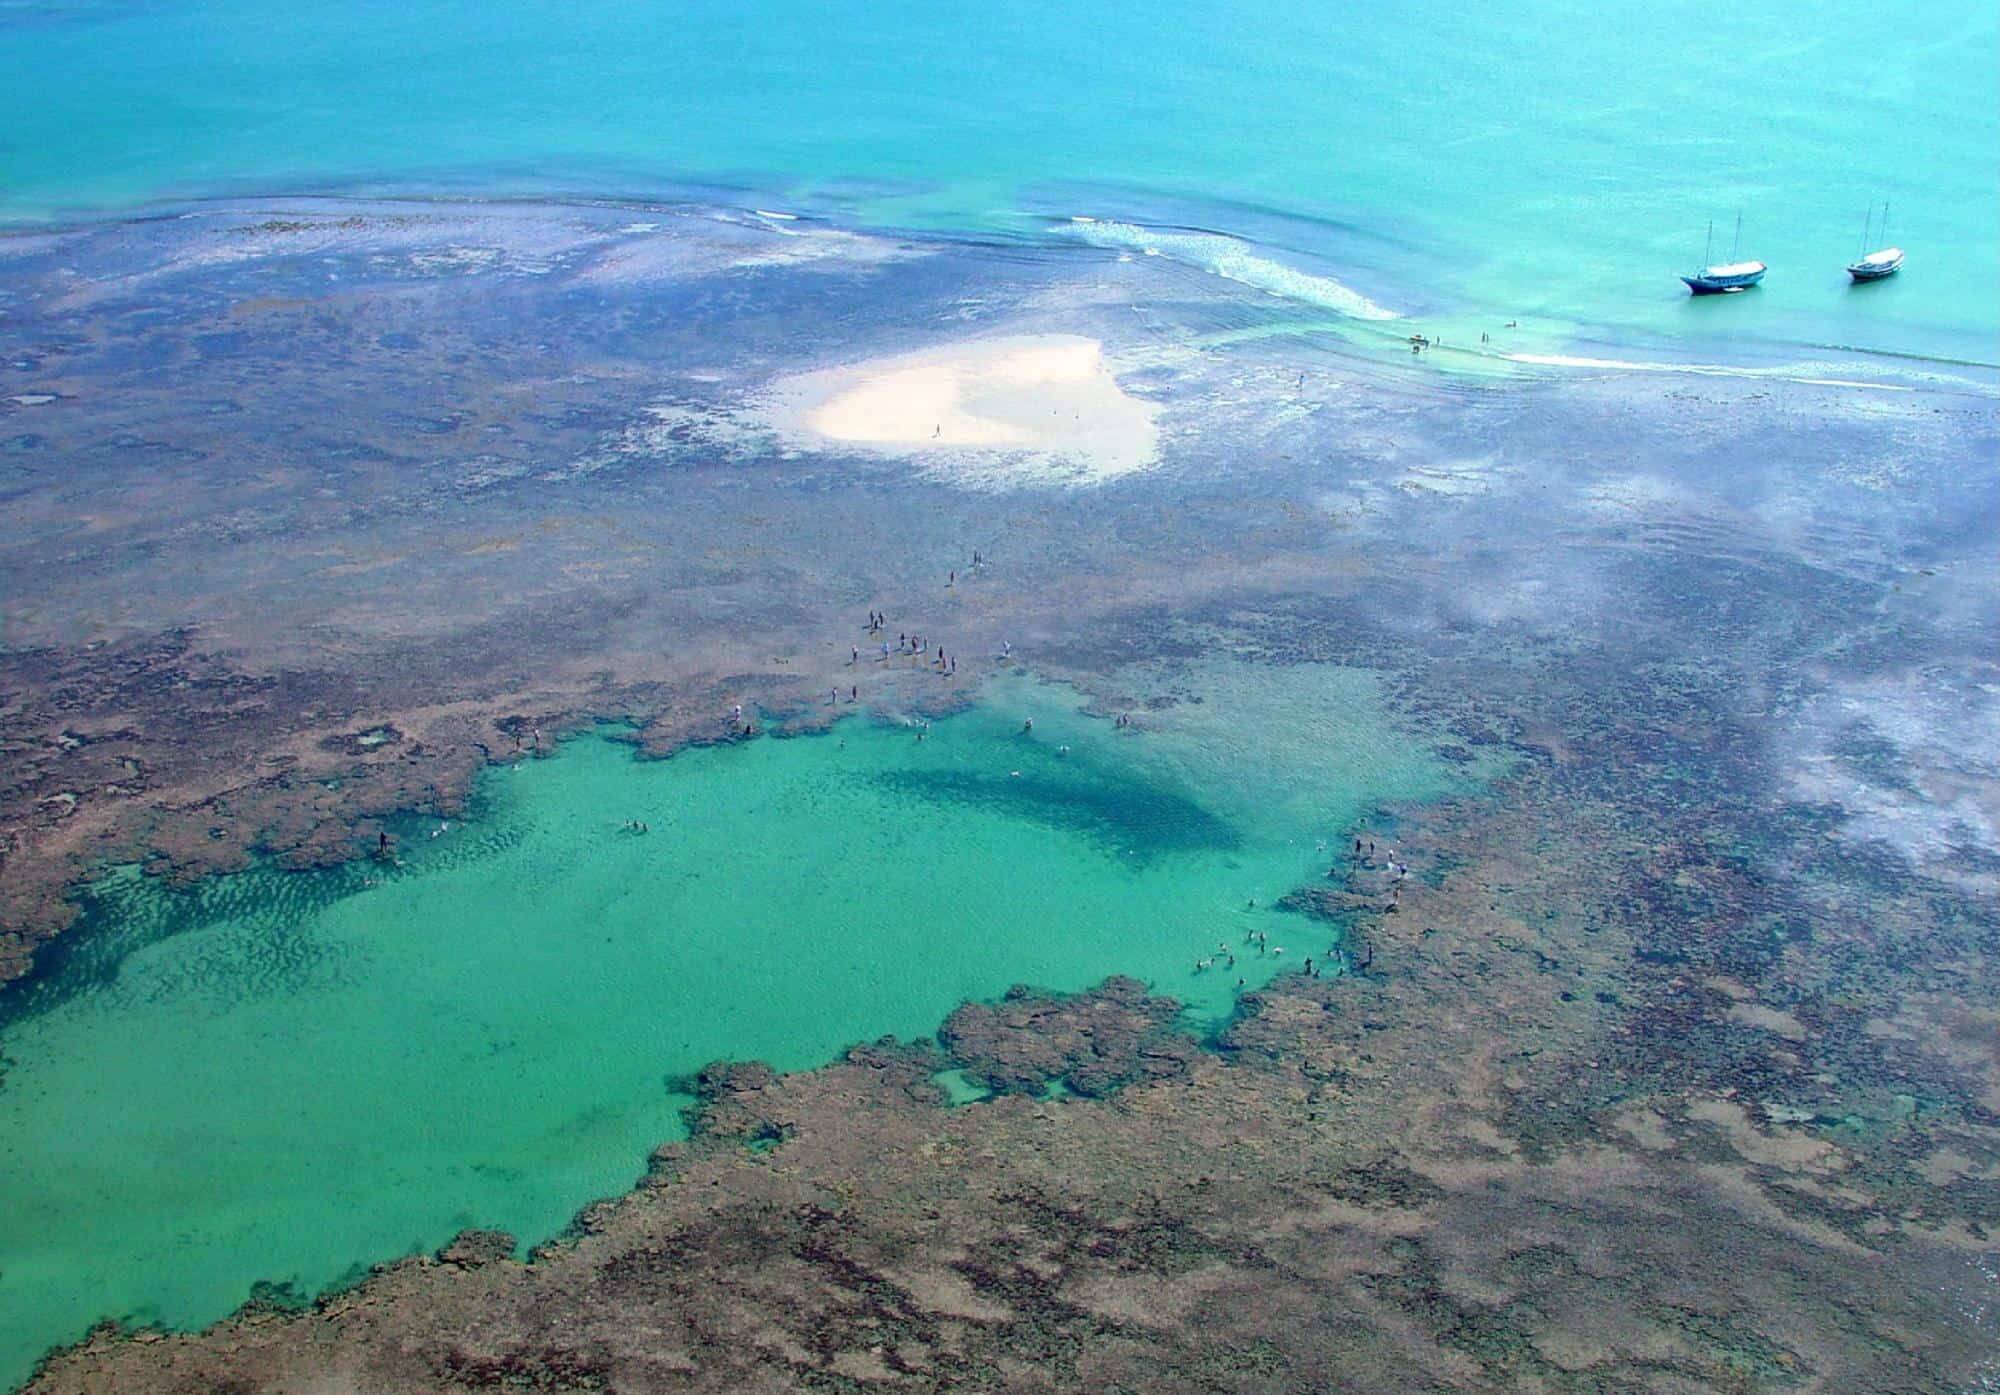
(1504, 350, 1915, 391)
(1063, 216, 1401, 321)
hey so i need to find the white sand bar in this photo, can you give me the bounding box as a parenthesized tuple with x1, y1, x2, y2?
(767, 335, 1160, 487)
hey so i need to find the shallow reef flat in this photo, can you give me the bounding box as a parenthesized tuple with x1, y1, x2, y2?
(1, 200, 1997, 1393)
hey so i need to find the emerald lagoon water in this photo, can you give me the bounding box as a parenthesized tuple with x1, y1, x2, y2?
(0, 669, 1463, 1384)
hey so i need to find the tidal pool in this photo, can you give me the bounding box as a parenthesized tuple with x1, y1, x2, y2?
(0, 666, 1460, 1385)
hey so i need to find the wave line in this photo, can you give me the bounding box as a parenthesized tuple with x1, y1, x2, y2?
(1062, 216, 1401, 321)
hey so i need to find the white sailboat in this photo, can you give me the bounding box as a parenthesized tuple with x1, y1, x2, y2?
(1848, 202, 1904, 282)
(1682, 213, 1766, 295)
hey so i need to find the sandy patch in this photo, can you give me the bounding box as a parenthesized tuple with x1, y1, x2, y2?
(1919, 1148, 2000, 1186)
(1687, 1098, 1844, 1174)
(1610, 1107, 1674, 1151)
(1726, 1001, 1808, 1041)
(765, 335, 1161, 488)
(1394, 453, 1511, 499)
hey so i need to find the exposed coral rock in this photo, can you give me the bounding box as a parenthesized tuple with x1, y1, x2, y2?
(939, 977, 1199, 1097)
(435, 1230, 517, 1270)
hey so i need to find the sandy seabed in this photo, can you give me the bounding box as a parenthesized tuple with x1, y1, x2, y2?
(765, 334, 1161, 488)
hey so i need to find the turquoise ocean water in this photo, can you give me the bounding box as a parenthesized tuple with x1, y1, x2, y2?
(0, 0, 1994, 364)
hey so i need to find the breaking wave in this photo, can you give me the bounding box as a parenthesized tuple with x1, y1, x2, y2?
(1063, 216, 1401, 321)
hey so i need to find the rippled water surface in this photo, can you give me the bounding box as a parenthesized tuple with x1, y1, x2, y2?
(0, 0, 1993, 362)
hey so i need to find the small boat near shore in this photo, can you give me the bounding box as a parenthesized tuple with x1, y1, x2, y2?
(1848, 202, 1903, 281)
(1848, 247, 1904, 281)
(1682, 214, 1765, 295)
(1683, 259, 1767, 294)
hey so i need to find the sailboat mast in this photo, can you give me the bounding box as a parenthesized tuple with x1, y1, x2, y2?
(1704, 219, 1714, 269)
(1882, 201, 1890, 248)
(1859, 204, 1872, 257)
(1731, 211, 1741, 261)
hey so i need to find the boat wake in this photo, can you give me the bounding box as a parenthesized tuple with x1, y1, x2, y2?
(1062, 216, 1401, 321)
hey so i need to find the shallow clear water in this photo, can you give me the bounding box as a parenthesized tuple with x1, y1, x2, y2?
(0, 669, 1458, 1386)
(0, 0, 1993, 363)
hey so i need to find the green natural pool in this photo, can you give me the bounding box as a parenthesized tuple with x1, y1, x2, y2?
(0, 666, 1462, 1386)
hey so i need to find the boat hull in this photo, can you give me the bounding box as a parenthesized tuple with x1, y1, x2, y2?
(1847, 252, 1903, 281)
(1681, 271, 1765, 295)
